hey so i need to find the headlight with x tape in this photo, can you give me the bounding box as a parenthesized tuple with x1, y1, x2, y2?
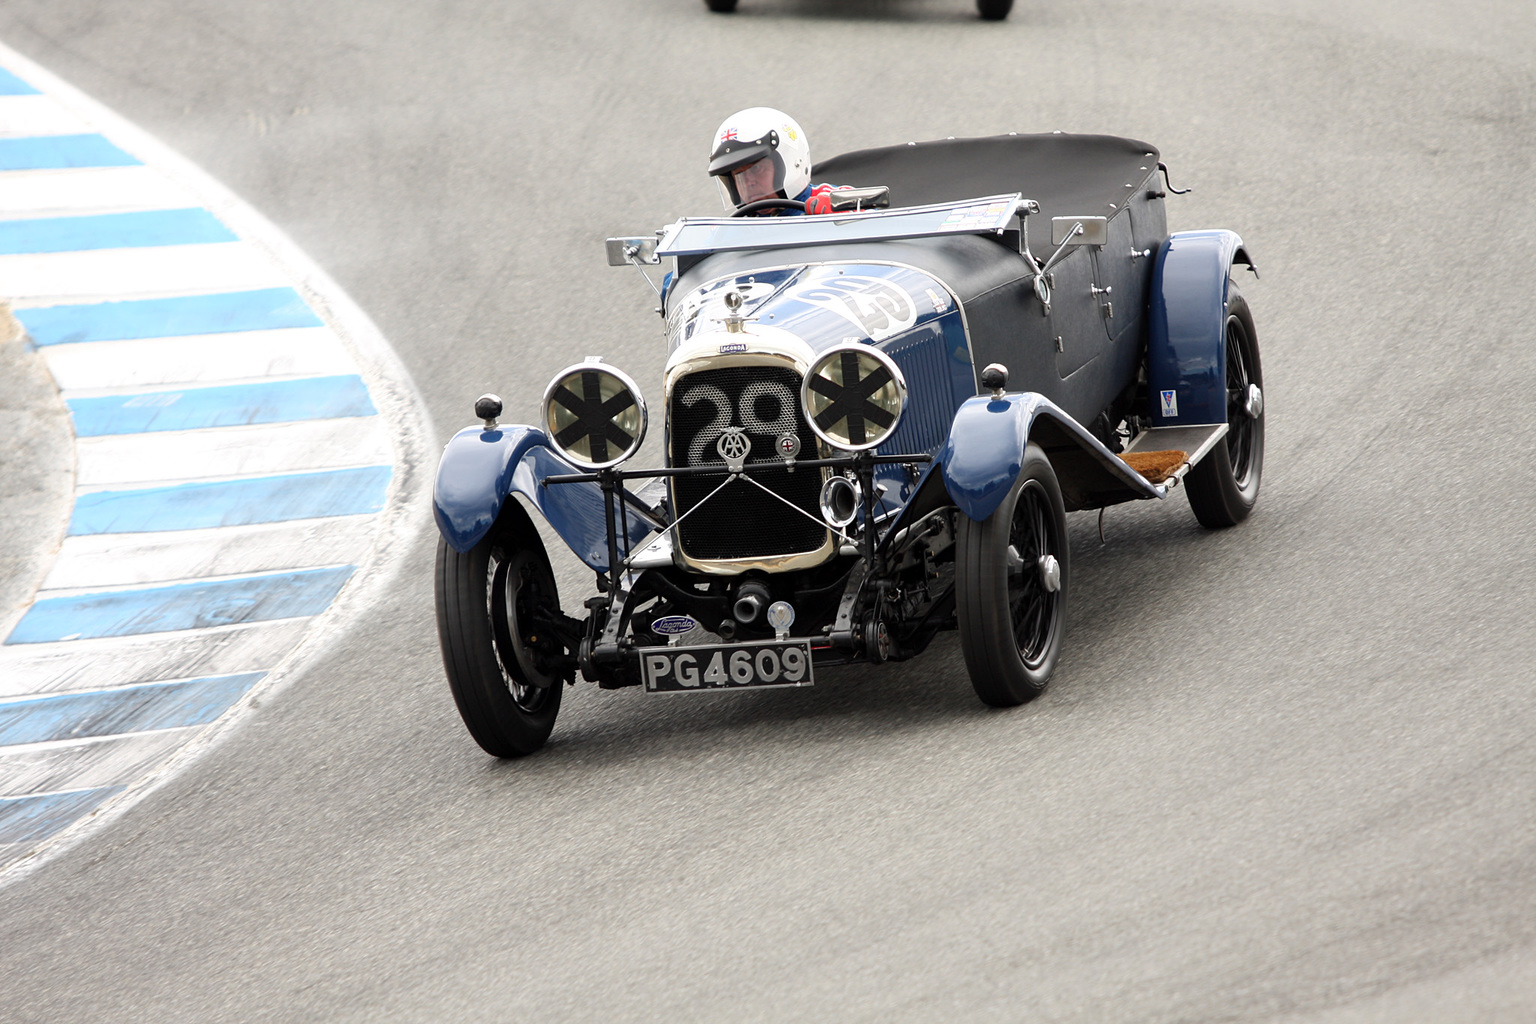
(542, 357, 647, 469)
(799, 345, 908, 452)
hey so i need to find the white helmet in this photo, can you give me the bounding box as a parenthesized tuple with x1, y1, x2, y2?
(708, 107, 812, 213)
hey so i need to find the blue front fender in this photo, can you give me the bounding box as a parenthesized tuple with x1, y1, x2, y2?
(939, 393, 1162, 521)
(433, 424, 657, 570)
(1148, 229, 1254, 427)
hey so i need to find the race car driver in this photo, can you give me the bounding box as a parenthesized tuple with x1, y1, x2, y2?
(708, 107, 848, 216)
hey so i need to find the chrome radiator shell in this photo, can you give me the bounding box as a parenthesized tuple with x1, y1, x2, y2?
(663, 331, 835, 576)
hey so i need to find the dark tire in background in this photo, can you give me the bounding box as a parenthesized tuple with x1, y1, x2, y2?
(1186, 282, 1264, 528)
(977, 0, 1014, 20)
(955, 443, 1069, 707)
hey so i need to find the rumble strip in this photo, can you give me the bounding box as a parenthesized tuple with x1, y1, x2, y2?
(0, 47, 430, 880)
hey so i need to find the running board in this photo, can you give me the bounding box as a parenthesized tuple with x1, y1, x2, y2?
(1120, 424, 1229, 485)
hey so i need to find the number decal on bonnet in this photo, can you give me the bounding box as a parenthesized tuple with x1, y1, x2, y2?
(792, 276, 918, 341)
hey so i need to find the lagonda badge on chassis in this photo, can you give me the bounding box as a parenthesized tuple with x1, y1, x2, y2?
(542, 360, 647, 469)
(801, 345, 908, 451)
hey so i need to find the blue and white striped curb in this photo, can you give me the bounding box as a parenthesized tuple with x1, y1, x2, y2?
(0, 46, 431, 875)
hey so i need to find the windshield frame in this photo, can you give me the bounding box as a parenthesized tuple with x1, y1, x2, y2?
(656, 193, 1025, 259)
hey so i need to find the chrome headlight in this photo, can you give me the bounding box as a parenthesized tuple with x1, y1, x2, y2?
(800, 345, 907, 451)
(542, 358, 647, 469)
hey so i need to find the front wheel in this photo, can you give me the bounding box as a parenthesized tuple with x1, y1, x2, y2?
(1185, 282, 1264, 527)
(955, 443, 1069, 707)
(977, 0, 1014, 19)
(435, 504, 565, 757)
(705, 0, 738, 11)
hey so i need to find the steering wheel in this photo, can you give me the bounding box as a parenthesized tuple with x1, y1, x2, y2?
(731, 198, 807, 218)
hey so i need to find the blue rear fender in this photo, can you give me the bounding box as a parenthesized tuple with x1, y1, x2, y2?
(432, 424, 657, 571)
(1148, 230, 1255, 427)
(938, 392, 1162, 521)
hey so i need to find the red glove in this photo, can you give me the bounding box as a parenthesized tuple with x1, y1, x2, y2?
(804, 184, 846, 216)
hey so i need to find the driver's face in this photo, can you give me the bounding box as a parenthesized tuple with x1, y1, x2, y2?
(731, 158, 779, 205)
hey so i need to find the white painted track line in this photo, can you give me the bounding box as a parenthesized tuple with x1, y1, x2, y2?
(40, 327, 353, 390)
(0, 242, 290, 302)
(0, 619, 313, 699)
(0, 166, 196, 218)
(75, 419, 394, 486)
(0, 94, 91, 137)
(0, 730, 196, 794)
(42, 517, 382, 591)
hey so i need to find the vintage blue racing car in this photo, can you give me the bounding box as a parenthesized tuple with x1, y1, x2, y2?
(432, 133, 1263, 756)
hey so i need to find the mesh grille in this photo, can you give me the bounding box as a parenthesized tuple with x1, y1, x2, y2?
(669, 365, 827, 561)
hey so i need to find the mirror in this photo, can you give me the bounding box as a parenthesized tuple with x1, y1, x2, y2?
(826, 186, 891, 212)
(1050, 216, 1108, 246)
(605, 236, 659, 267)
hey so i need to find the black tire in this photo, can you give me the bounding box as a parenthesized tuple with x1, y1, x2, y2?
(977, 0, 1014, 19)
(1186, 282, 1264, 528)
(435, 503, 565, 757)
(955, 443, 1069, 707)
(705, 0, 738, 11)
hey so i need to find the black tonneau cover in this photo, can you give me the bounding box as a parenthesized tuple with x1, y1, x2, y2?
(815, 133, 1159, 226)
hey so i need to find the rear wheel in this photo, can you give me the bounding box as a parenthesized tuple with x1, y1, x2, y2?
(1186, 282, 1264, 527)
(705, 0, 738, 11)
(977, 0, 1014, 19)
(435, 504, 565, 757)
(955, 443, 1068, 707)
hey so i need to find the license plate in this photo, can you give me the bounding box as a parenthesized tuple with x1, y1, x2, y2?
(640, 639, 814, 693)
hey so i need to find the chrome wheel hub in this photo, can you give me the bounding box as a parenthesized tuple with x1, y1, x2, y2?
(1244, 383, 1263, 420)
(1037, 554, 1061, 593)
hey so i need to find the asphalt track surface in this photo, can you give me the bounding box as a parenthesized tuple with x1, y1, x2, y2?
(2, 1, 1534, 1020)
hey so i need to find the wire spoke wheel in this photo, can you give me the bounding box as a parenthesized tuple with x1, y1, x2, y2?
(1005, 481, 1061, 670)
(1186, 281, 1265, 528)
(435, 505, 565, 757)
(956, 443, 1068, 707)
(1224, 314, 1256, 487)
(488, 546, 559, 713)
